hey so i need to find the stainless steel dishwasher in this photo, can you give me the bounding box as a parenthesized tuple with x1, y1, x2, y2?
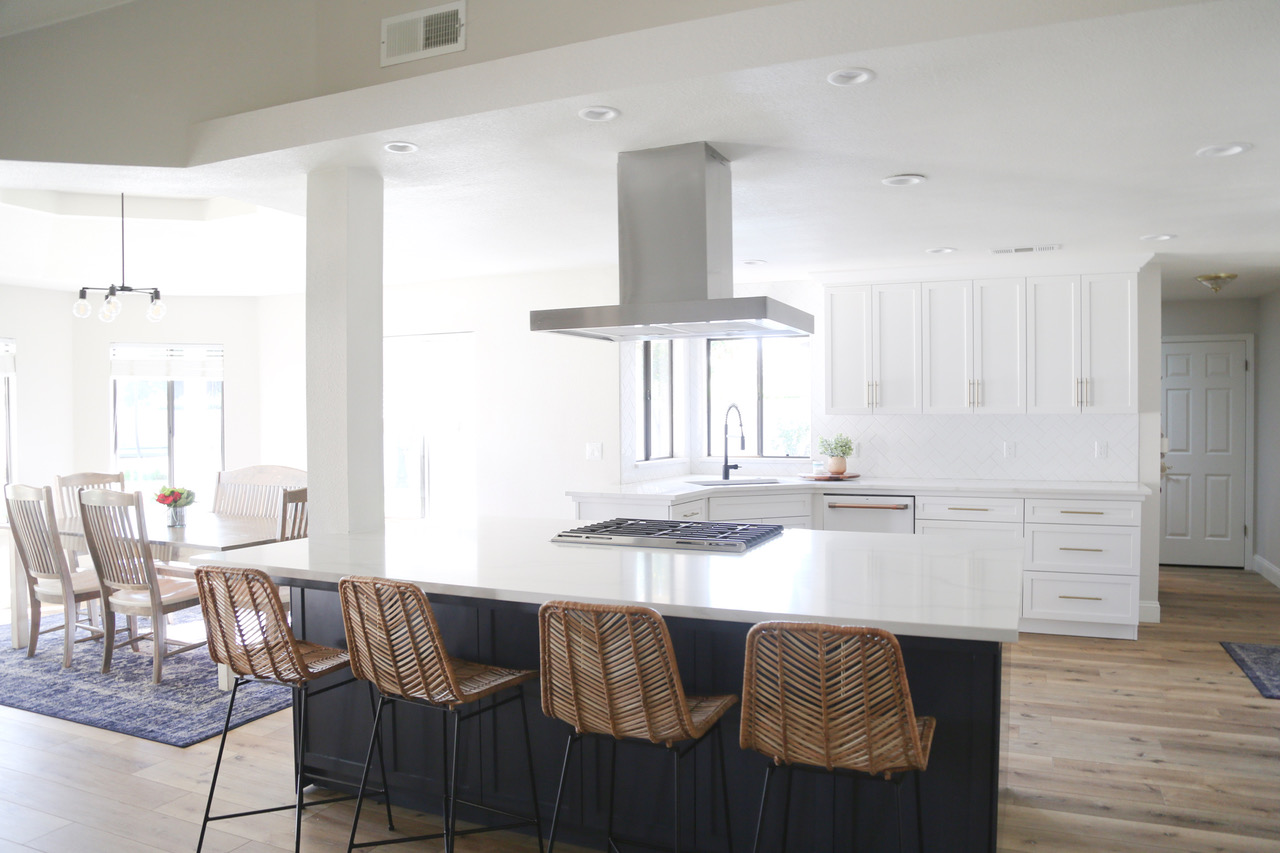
(821, 494, 915, 533)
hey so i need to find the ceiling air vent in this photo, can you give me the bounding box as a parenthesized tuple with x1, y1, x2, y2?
(381, 2, 466, 67)
(991, 244, 1062, 255)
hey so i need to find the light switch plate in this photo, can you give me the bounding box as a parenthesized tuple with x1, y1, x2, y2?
(585, 442, 603, 461)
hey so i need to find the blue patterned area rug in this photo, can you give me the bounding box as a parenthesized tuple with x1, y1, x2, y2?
(0, 617, 292, 747)
(1221, 642, 1280, 699)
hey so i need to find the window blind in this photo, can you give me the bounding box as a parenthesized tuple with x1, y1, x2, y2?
(109, 343, 224, 379)
(0, 339, 14, 374)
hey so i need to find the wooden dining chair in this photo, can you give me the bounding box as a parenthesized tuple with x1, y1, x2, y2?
(740, 622, 935, 852)
(79, 488, 206, 683)
(277, 487, 308, 541)
(193, 565, 392, 853)
(53, 471, 125, 567)
(538, 600, 737, 852)
(212, 465, 307, 518)
(338, 576, 543, 853)
(4, 484, 105, 668)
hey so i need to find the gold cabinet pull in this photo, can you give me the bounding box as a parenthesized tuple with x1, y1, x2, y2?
(1059, 547, 1104, 552)
(1059, 594, 1103, 601)
(948, 507, 990, 512)
(1060, 510, 1104, 515)
(828, 503, 911, 511)
(680, 511, 700, 518)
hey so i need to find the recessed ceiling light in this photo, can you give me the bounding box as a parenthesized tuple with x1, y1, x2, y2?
(882, 174, 927, 186)
(1140, 234, 1177, 241)
(742, 259, 768, 265)
(1195, 142, 1253, 158)
(384, 141, 418, 154)
(826, 67, 875, 86)
(925, 247, 956, 254)
(578, 105, 620, 122)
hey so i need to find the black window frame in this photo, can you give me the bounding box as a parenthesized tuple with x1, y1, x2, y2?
(638, 339, 674, 462)
(705, 337, 808, 458)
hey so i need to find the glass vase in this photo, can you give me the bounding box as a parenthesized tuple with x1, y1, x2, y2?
(167, 505, 186, 527)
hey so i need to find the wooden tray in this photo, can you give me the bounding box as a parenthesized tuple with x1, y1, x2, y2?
(798, 473, 860, 481)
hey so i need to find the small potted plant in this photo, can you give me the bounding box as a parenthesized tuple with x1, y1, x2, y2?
(156, 486, 195, 527)
(817, 433, 854, 475)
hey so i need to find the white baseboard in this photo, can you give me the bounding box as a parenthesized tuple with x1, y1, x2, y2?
(1251, 554, 1280, 590)
(1139, 600, 1161, 623)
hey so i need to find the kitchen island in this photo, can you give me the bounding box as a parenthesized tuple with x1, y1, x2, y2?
(200, 517, 1021, 850)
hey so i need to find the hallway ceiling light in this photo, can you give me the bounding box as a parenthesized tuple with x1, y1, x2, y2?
(383, 141, 419, 153)
(1196, 272, 1237, 293)
(71, 194, 166, 323)
(882, 174, 927, 186)
(578, 105, 620, 122)
(1195, 142, 1253, 158)
(826, 67, 875, 86)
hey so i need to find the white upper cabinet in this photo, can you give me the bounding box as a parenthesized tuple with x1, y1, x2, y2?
(1027, 274, 1136, 413)
(923, 278, 1025, 414)
(826, 283, 921, 415)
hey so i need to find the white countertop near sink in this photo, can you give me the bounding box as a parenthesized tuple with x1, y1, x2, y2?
(198, 516, 1022, 643)
(568, 476, 1151, 502)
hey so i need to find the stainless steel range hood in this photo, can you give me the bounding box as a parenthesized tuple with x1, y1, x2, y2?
(530, 142, 813, 342)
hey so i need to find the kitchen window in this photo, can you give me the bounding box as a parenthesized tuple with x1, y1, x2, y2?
(706, 337, 810, 458)
(110, 343, 224, 500)
(635, 340, 674, 461)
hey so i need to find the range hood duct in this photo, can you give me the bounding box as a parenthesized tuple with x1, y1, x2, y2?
(530, 142, 813, 342)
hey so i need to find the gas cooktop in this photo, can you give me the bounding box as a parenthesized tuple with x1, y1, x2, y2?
(552, 518, 784, 553)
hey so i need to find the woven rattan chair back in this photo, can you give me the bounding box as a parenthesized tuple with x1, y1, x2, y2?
(212, 465, 307, 517)
(5, 484, 71, 584)
(338, 576, 466, 706)
(277, 487, 308, 541)
(195, 565, 313, 684)
(79, 489, 159, 592)
(741, 622, 931, 778)
(55, 471, 125, 519)
(539, 600, 701, 745)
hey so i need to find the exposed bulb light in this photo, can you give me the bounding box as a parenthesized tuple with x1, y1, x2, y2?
(882, 174, 927, 186)
(1140, 234, 1176, 241)
(146, 292, 167, 322)
(72, 194, 167, 322)
(925, 247, 956, 254)
(383, 141, 419, 154)
(72, 289, 92, 318)
(1196, 272, 1236, 293)
(1195, 142, 1253, 158)
(827, 67, 875, 86)
(577, 105, 620, 122)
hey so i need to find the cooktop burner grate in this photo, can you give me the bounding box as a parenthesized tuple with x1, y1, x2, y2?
(552, 518, 784, 552)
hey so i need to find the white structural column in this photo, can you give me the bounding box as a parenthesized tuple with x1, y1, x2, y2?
(305, 167, 385, 534)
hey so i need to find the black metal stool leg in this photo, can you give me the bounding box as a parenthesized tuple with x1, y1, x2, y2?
(606, 738, 618, 850)
(672, 745, 682, 853)
(347, 695, 390, 853)
(717, 724, 734, 853)
(914, 771, 925, 853)
(446, 709, 461, 853)
(516, 691, 546, 853)
(294, 685, 309, 853)
(196, 677, 241, 853)
(780, 765, 793, 851)
(751, 763, 774, 853)
(547, 733, 579, 852)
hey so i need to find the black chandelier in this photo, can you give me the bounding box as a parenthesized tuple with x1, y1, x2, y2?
(72, 194, 166, 322)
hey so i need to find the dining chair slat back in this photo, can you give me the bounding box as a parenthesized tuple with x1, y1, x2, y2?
(212, 466, 307, 518)
(54, 471, 125, 519)
(277, 487, 308, 541)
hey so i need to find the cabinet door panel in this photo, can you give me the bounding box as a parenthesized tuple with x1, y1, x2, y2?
(1081, 273, 1137, 413)
(872, 282, 922, 413)
(973, 278, 1026, 413)
(1026, 275, 1081, 413)
(922, 281, 973, 413)
(825, 286, 873, 414)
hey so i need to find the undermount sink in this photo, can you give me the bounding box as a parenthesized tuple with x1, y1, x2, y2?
(687, 478, 779, 486)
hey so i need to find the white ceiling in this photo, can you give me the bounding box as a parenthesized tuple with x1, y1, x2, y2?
(0, 0, 1277, 302)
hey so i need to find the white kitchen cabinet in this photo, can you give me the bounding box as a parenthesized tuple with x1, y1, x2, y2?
(708, 492, 812, 527)
(922, 278, 1025, 414)
(1020, 498, 1141, 639)
(825, 283, 921, 414)
(1026, 273, 1136, 414)
(915, 494, 1024, 538)
(669, 498, 707, 521)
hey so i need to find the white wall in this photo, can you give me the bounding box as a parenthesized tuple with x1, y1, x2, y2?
(1253, 292, 1280, 585)
(1163, 298, 1260, 337)
(385, 266, 619, 519)
(258, 294, 308, 469)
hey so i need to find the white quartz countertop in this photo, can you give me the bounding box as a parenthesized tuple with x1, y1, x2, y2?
(568, 476, 1152, 503)
(197, 516, 1022, 643)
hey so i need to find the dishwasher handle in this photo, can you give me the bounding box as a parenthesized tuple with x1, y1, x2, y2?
(826, 502, 912, 510)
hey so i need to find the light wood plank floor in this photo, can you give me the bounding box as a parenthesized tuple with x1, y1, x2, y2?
(0, 566, 1276, 851)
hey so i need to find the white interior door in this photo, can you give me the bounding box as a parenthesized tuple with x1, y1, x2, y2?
(1161, 339, 1247, 567)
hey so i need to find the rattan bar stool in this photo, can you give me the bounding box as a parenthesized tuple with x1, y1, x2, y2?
(740, 622, 935, 852)
(193, 566, 394, 853)
(337, 576, 544, 853)
(538, 600, 738, 853)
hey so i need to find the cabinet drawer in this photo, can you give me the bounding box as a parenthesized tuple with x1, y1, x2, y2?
(915, 495, 1023, 523)
(669, 499, 706, 521)
(1025, 524, 1139, 575)
(1025, 499, 1141, 526)
(915, 519, 1023, 538)
(708, 492, 811, 522)
(1023, 571, 1138, 624)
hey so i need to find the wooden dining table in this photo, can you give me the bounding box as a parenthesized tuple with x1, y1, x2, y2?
(4, 506, 284, 651)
